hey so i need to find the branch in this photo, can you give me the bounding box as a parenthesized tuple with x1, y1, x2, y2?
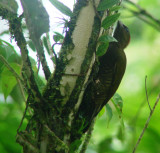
(145, 76, 152, 111)
(33, 38, 51, 80)
(17, 99, 29, 132)
(44, 125, 69, 152)
(0, 55, 26, 102)
(123, 0, 160, 31)
(46, 33, 55, 66)
(0, 55, 23, 82)
(0, 7, 43, 102)
(132, 94, 160, 153)
(125, 0, 160, 24)
(16, 132, 39, 153)
(79, 119, 95, 153)
(52, 43, 60, 65)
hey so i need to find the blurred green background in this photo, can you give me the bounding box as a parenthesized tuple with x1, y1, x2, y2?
(88, 0, 160, 153)
(0, 0, 160, 153)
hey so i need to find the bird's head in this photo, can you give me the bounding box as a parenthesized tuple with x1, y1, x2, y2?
(113, 21, 130, 49)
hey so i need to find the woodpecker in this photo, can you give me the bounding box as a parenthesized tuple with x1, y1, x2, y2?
(72, 21, 130, 133)
(92, 21, 130, 118)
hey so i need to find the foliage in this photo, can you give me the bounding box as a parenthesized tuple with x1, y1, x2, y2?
(86, 0, 160, 152)
(0, 0, 160, 153)
(97, 0, 120, 11)
(49, 0, 73, 17)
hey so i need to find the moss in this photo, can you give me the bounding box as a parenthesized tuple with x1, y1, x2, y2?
(62, 14, 102, 119)
(42, 0, 89, 108)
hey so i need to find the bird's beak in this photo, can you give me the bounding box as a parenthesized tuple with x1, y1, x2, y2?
(117, 21, 123, 27)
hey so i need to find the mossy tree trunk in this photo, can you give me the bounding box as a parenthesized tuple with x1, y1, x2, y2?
(0, 0, 106, 152)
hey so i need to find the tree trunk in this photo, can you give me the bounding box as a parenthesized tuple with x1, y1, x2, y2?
(15, 0, 103, 152)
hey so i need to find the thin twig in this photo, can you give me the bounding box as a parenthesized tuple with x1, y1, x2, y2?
(125, 7, 160, 31)
(124, 0, 160, 24)
(16, 132, 39, 153)
(132, 94, 160, 153)
(130, 85, 155, 125)
(44, 125, 69, 152)
(36, 54, 41, 74)
(46, 33, 54, 57)
(0, 7, 43, 102)
(16, 78, 26, 102)
(79, 119, 95, 153)
(137, 14, 160, 32)
(0, 55, 23, 82)
(17, 101, 29, 132)
(145, 76, 152, 111)
(123, 0, 160, 31)
(33, 38, 51, 80)
(52, 43, 61, 65)
(0, 55, 26, 102)
(46, 33, 57, 67)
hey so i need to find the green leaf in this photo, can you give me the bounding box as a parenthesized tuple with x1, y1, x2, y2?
(98, 106, 105, 118)
(0, 45, 7, 59)
(27, 40, 36, 52)
(49, 0, 73, 17)
(112, 93, 123, 108)
(53, 32, 64, 43)
(0, 39, 17, 54)
(102, 13, 120, 29)
(111, 93, 123, 117)
(10, 84, 24, 103)
(42, 36, 50, 55)
(0, 41, 21, 72)
(98, 35, 117, 43)
(110, 6, 122, 12)
(97, 0, 120, 11)
(105, 104, 113, 127)
(70, 139, 82, 153)
(1, 63, 21, 100)
(54, 32, 64, 39)
(117, 119, 125, 141)
(8, 54, 22, 64)
(96, 42, 109, 56)
(29, 56, 37, 72)
(0, 45, 7, 71)
(106, 35, 118, 42)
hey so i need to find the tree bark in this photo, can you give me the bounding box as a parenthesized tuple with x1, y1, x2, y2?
(1, 0, 104, 152)
(21, 0, 102, 152)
